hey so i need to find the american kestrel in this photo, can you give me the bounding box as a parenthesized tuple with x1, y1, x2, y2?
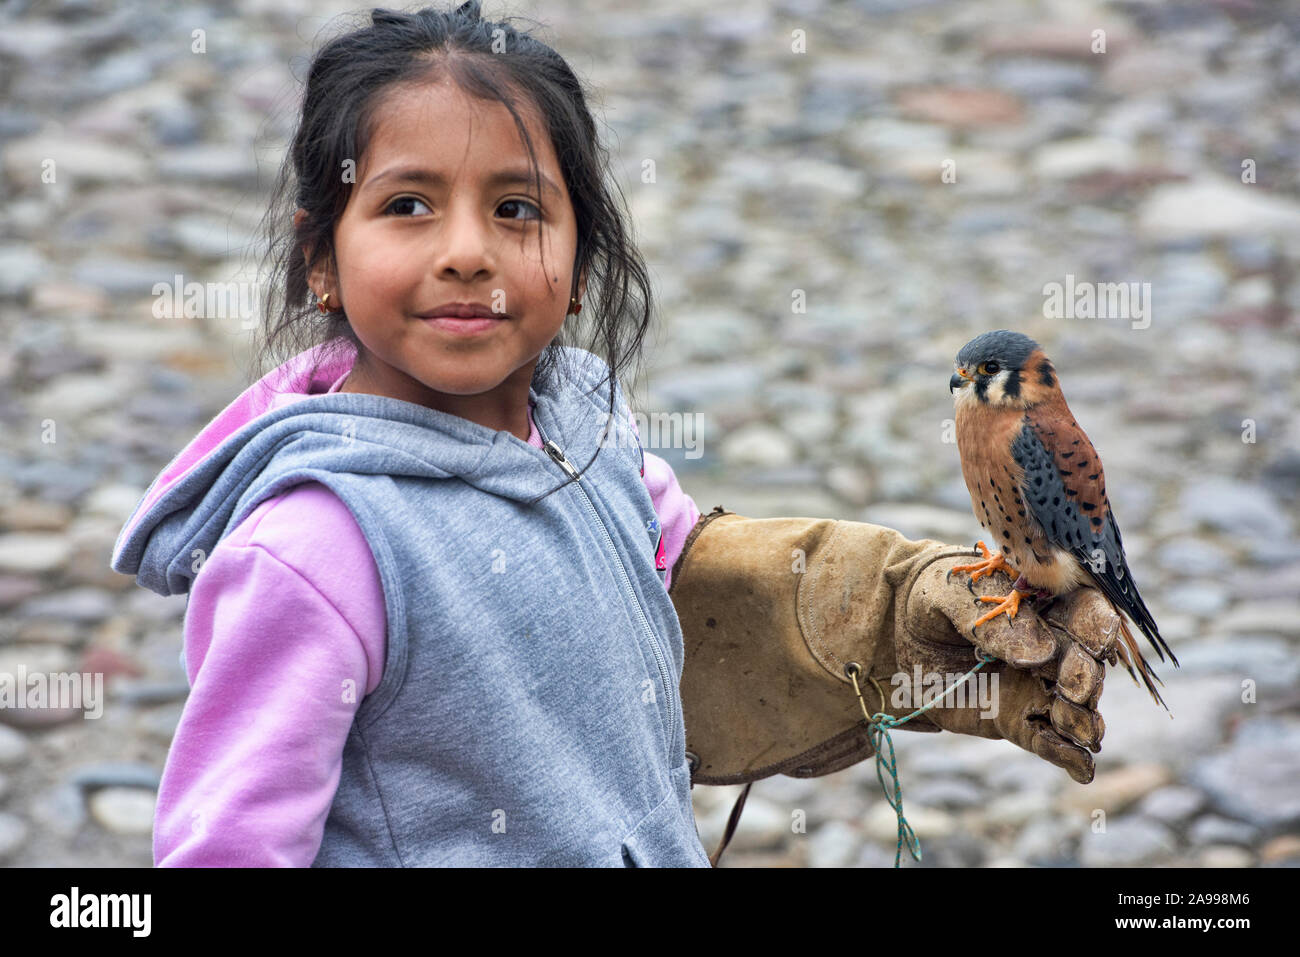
(947, 330, 1178, 710)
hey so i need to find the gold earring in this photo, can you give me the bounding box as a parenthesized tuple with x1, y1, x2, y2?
(568, 296, 581, 316)
(317, 292, 332, 314)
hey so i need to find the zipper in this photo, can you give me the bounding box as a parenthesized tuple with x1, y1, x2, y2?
(537, 426, 679, 765)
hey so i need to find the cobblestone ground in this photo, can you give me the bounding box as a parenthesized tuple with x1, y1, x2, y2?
(1, 0, 1298, 867)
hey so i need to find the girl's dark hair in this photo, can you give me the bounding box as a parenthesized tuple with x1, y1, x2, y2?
(253, 1, 653, 504)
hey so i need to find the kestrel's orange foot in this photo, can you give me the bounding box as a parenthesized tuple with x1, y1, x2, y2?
(972, 587, 1029, 629)
(951, 540, 1019, 584)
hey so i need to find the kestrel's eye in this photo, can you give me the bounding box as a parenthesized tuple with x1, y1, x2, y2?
(979, 361, 1001, 376)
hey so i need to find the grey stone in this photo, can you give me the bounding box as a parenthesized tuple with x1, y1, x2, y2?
(743, 466, 826, 487)
(905, 777, 985, 810)
(151, 102, 203, 146)
(1013, 814, 1080, 865)
(70, 257, 183, 296)
(856, 840, 905, 868)
(709, 794, 787, 853)
(15, 587, 116, 624)
(647, 361, 766, 411)
(125, 589, 189, 623)
(0, 725, 29, 767)
(1174, 634, 1299, 690)
(1155, 537, 1234, 576)
(1158, 581, 1230, 617)
(1189, 717, 1300, 828)
(1197, 845, 1254, 868)
(0, 245, 48, 298)
(20, 347, 103, 384)
(135, 704, 184, 743)
(155, 144, 259, 186)
(10, 460, 103, 503)
(1140, 178, 1300, 242)
(82, 483, 147, 520)
(1136, 786, 1206, 825)
(986, 754, 1073, 796)
(1033, 137, 1138, 180)
(1220, 602, 1300, 638)
(0, 534, 73, 574)
(1150, 254, 1230, 317)
(778, 408, 837, 447)
(0, 108, 43, 139)
(1179, 479, 1292, 539)
(170, 215, 257, 260)
(69, 761, 161, 792)
(991, 59, 1094, 98)
(29, 783, 86, 838)
(0, 813, 28, 862)
(1086, 677, 1240, 768)
(807, 820, 862, 868)
(88, 787, 156, 836)
(860, 503, 978, 544)
(1226, 236, 1280, 272)
(673, 310, 758, 363)
(1244, 539, 1300, 567)
(112, 680, 191, 706)
(1228, 562, 1300, 601)
(0, 576, 43, 609)
(84, 50, 153, 94)
(718, 423, 798, 468)
(1188, 814, 1260, 847)
(1079, 815, 1178, 866)
(922, 831, 987, 868)
(125, 392, 208, 427)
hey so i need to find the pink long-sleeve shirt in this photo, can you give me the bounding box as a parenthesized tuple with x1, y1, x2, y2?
(153, 365, 701, 866)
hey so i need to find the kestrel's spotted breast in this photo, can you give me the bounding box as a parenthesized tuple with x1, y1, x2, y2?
(955, 386, 1091, 596)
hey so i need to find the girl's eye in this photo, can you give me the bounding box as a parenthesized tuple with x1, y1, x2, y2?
(385, 196, 431, 217)
(498, 198, 541, 221)
(979, 361, 1001, 376)
(382, 197, 541, 220)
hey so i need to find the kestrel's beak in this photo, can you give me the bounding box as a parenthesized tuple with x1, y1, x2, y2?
(949, 368, 972, 393)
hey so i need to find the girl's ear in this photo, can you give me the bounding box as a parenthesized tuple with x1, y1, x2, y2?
(294, 207, 336, 295)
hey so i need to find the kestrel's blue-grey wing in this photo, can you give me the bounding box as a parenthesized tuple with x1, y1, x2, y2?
(1014, 406, 1176, 709)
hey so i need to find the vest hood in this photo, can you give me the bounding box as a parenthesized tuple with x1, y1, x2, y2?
(110, 339, 628, 596)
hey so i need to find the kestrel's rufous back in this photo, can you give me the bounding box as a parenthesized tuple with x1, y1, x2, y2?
(948, 330, 1178, 710)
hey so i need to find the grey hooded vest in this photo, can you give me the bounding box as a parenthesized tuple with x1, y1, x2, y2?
(112, 346, 711, 867)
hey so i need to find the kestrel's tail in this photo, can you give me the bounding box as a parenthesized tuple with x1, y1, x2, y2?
(1110, 611, 1172, 713)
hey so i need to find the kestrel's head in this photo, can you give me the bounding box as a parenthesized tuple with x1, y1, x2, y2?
(950, 330, 1059, 409)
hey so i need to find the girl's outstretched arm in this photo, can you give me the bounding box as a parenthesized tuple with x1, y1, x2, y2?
(670, 508, 1115, 788)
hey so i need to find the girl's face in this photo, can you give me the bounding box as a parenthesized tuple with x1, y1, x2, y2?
(303, 79, 582, 438)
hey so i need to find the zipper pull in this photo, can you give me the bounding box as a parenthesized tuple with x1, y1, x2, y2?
(543, 439, 580, 479)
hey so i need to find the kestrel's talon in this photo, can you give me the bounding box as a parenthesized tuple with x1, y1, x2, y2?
(952, 540, 1019, 584)
(972, 587, 1028, 629)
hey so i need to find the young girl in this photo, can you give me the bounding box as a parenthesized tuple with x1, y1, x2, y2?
(113, 2, 1114, 868)
(112, 1, 708, 867)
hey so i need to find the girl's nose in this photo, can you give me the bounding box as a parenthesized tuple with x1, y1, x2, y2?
(433, 202, 496, 280)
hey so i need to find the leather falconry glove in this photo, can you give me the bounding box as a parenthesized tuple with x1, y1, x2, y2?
(670, 508, 1121, 796)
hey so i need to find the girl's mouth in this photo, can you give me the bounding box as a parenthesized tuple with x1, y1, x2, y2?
(419, 316, 509, 335)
